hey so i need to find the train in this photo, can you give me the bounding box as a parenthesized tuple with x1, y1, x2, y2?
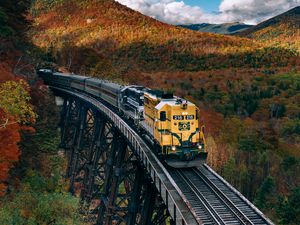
(37, 69, 207, 168)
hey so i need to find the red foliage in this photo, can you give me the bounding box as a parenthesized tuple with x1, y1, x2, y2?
(0, 110, 21, 196)
(200, 110, 224, 137)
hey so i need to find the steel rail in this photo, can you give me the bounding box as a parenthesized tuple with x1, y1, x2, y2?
(202, 165, 274, 225)
(193, 167, 252, 225)
(175, 169, 224, 225)
(174, 169, 245, 225)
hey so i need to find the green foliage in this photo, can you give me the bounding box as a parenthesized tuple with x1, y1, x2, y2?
(238, 135, 258, 152)
(30, 0, 65, 16)
(0, 153, 82, 224)
(277, 186, 300, 225)
(223, 157, 237, 183)
(215, 72, 299, 221)
(254, 176, 276, 210)
(281, 156, 299, 171)
(281, 119, 300, 136)
(191, 88, 206, 101)
(269, 73, 300, 93)
(32, 129, 61, 153)
(0, 7, 15, 37)
(206, 90, 224, 102)
(0, 7, 7, 23)
(201, 72, 300, 119)
(180, 81, 193, 90)
(0, 188, 81, 225)
(22, 155, 65, 193)
(238, 134, 269, 152)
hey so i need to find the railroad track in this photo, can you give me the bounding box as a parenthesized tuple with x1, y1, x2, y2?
(169, 165, 273, 225)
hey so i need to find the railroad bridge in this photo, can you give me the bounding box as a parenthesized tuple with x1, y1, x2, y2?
(49, 85, 273, 225)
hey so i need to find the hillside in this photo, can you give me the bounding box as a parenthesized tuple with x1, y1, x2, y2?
(29, 0, 298, 79)
(0, 1, 297, 224)
(180, 23, 253, 35)
(237, 6, 300, 52)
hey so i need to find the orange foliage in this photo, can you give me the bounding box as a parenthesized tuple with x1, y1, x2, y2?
(0, 63, 15, 82)
(29, 0, 299, 77)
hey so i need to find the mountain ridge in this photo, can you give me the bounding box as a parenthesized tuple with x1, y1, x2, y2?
(236, 6, 300, 37)
(179, 22, 253, 34)
(236, 6, 300, 51)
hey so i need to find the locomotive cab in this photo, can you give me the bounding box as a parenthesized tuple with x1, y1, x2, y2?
(143, 90, 207, 168)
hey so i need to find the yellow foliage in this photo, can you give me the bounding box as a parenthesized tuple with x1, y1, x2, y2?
(0, 80, 36, 125)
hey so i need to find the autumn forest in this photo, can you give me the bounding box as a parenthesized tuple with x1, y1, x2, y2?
(0, 0, 299, 224)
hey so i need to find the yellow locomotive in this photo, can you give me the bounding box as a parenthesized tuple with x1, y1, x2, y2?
(141, 90, 207, 168)
(37, 69, 207, 168)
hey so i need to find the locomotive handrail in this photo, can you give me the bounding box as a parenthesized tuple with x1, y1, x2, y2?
(51, 86, 201, 225)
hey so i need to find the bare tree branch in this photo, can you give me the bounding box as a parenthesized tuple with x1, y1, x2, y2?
(13, 55, 23, 73)
(0, 118, 17, 129)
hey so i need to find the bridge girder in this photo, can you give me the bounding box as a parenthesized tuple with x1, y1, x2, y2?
(59, 96, 170, 225)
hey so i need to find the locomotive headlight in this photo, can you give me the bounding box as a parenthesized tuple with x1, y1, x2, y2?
(198, 145, 202, 150)
(172, 146, 176, 151)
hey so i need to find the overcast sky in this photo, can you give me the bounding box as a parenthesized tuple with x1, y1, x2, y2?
(116, 0, 300, 25)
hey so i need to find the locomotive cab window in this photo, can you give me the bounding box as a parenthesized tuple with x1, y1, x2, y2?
(160, 111, 166, 121)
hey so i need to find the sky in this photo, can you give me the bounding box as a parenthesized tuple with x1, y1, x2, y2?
(115, 0, 300, 25)
(184, 0, 220, 12)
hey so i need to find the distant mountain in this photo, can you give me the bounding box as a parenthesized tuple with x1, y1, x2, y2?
(236, 6, 300, 51)
(179, 22, 253, 34)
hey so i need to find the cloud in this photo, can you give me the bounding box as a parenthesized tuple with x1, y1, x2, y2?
(116, 0, 300, 25)
(219, 0, 300, 24)
(116, 0, 210, 24)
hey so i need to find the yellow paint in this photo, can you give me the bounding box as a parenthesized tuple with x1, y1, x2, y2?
(144, 92, 206, 154)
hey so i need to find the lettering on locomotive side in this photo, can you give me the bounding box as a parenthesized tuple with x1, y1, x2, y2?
(173, 115, 195, 120)
(173, 115, 184, 120)
(185, 115, 194, 120)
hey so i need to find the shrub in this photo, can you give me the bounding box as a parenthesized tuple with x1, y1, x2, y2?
(280, 119, 300, 137)
(0, 190, 81, 225)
